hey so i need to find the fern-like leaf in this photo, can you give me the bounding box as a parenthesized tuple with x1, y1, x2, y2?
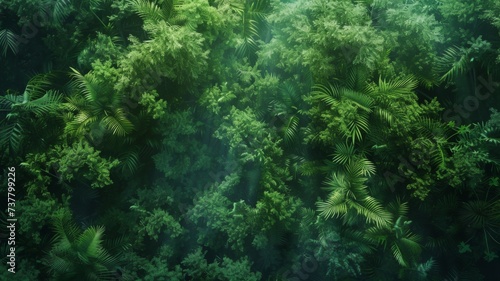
(341, 88, 373, 112)
(350, 197, 392, 228)
(0, 29, 19, 56)
(435, 46, 470, 83)
(0, 122, 23, 154)
(283, 115, 299, 144)
(332, 142, 356, 165)
(129, 0, 167, 23)
(118, 148, 140, 175)
(311, 83, 341, 106)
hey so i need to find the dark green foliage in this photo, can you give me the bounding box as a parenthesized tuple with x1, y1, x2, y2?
(22, 140, 120, 189)
(3, 0, 500, 280)
(0, 28, 19, 56)
(0, 73, 62, 159)
(365, 200, 422, 268)
(182, 248, 262, 281)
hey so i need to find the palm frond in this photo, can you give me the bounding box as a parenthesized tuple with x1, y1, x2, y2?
(311, 83, 341, 106)
(0, 93, 22, 108)
(435, 46, 470, 83)
(375, 75, 417, 97)
(233, 0, 269, 57)
(21, 90, 62, 116)
(128, 0, 167, 23)
(42, 0, 73, 26)
(316, 192, 348, 219)
(118, 148, 140, 175)
(69, 67, 98, 103)
(283, 115, 299, 144)
(318, 157, 383, 226)
(374, 107, 394, 125)
(25, 73, 53, 100)
(460, 200, 499, 229)
(386, 198, 409, 218)
(347, 157, 376, 177)
(332, 142, 356, 165)
(100, 113, 133, 136)
(344, 67, 369, 91)
(341, 88, 373, 112)
(345, 112, 370, 143)
(63, 95, 87, 112)
(0, 122, 23, 154)
(416, 117, 450, 139)
(350, 197, 392, 227)
(46, 212, 120, 280)
(77, 226, 106, 260)
(0, 29, 19, 56)
(248, 0, 270, 21)
(392, 235, 422, 267)
(52, 212, 81, 250)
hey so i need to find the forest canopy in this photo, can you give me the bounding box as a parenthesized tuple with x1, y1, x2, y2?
(2, 0, 500, 280)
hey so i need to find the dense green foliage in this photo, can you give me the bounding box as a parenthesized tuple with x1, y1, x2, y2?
(2, 0, 500, 280)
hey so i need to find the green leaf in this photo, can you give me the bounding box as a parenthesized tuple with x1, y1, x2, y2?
(458, 241, 472, 253)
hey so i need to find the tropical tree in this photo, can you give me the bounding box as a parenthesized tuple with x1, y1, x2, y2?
(316, 144, 392, 228)
(365, 199, 422, 268)
(306, 72, 417, 146)
(63, 67, 133, 142)
(44, 211, 126, 281)
(0, 73, 62, 159)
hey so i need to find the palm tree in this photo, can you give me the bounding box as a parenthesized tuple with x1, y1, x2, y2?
(63, 67, 133, 142)
(231, 0, 271, 58)
(316, 143, 392, 228)
(0, 73, 62, 159)
(309, 71, 417, 145)
(44, 211, 124, 281)
(459, 196, 500, 261)
(365, 199, 422, 268)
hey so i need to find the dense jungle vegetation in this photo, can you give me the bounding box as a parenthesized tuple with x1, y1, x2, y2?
(2, 0, 500, 280)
